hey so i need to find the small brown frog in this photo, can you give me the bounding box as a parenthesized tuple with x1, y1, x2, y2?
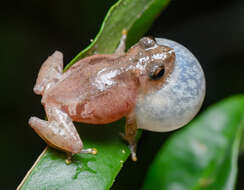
(29, 32, 205, 163)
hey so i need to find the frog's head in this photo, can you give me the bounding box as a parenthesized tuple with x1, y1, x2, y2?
(132, 37, 176, 92)
(134, 38, 206, 132)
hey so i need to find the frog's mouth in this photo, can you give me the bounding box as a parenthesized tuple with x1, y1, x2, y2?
(135, 38, 206, 132)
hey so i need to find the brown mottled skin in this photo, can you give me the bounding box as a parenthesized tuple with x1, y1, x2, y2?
(29, 35, 175, 162)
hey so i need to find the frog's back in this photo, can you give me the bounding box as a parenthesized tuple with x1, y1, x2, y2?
(43, 54, 139, 124)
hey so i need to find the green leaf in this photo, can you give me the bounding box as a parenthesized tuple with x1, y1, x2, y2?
(143, 95, 244, 190)
(18, 0, 170, 189)
(64, 0, 170, 71)
(18, 122, 131, 190)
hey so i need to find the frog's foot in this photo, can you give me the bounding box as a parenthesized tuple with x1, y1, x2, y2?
(121, 134, 138, 162)
(115, 29, 127, 55)
(80, 148, 98, 155)
(129, 143, 137, 162)
(120, 132, 137, 161)
(65, 152, 73, 165)
(34, 51, 63, 95)
(65, 148, 97, 165)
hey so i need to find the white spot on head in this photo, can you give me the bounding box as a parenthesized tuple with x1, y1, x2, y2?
(151, 53, 168, 60)
(145, 44, 158, 51)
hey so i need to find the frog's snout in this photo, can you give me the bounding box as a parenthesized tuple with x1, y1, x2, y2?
(135, 38, 206, 132)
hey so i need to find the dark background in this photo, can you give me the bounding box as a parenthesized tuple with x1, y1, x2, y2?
(0, 0, 244, 189)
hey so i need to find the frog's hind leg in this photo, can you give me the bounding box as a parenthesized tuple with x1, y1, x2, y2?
(33, 51, 63, 95)
(29, 106, 97, 163)
(28, 114, 83, 154)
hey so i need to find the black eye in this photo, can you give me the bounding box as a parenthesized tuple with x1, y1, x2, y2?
(149, 66, 165, 80)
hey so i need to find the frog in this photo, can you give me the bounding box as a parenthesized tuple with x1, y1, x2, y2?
(29, 31, 205, 164)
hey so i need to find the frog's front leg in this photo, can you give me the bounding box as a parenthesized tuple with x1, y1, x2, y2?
(29, 105, 97, 164)
(123, 111, 138, 161)
(33, 51, 63, 95)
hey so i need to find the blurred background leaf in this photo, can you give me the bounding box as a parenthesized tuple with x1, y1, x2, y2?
(17, 0, 170, 189)
(143, 95, 244, 190)
(65, 0, 170, 70)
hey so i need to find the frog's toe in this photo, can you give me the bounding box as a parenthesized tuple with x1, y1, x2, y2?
(129, 143, 137, 162)
(80, 148, 98, 155)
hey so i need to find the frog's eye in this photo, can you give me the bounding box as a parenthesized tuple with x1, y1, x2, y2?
(148, 64, 165, 80)
(139, 37, 156, 48)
